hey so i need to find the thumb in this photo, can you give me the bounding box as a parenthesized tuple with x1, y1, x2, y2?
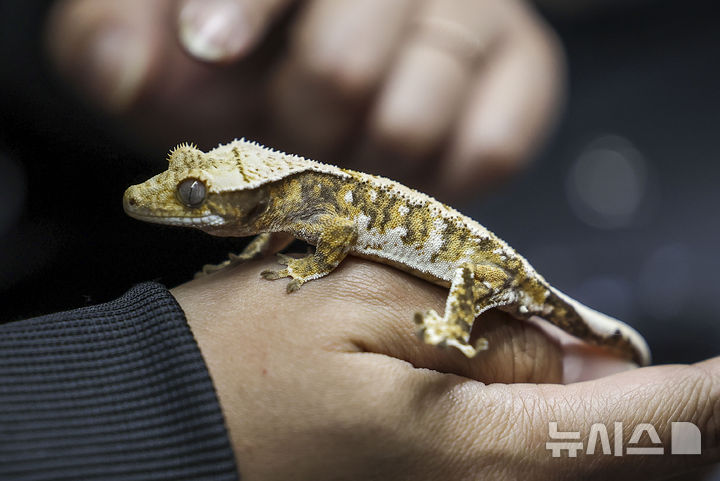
(177, 0, 295, 62)
(535, 357, 720, 478)
(406, 358, 719, 480)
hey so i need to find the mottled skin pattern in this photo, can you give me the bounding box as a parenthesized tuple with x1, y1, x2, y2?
(123, 140, 651, 366)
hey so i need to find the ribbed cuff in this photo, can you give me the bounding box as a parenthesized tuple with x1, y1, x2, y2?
(0, 282, 239, 481)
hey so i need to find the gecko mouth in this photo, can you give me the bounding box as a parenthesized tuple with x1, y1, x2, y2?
(125, 211, 226, 227)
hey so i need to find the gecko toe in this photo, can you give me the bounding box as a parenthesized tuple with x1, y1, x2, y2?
(276, 253, 295, 265)
(414, 309, 481, 358)
(474, 337, 489, 352)
(228, 252, 253, 262)
(414, 310, 443, 344)
(261, 268, 288, 280)
(446, 339, 482, 358)
(196, 259, 231, 278)
(286, 279, 303, 293)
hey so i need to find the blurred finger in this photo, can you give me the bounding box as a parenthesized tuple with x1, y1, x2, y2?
(46, 0, 273, 145)
(443, 4, 565, 192)
(177, 0, 296, 62)
(369, 0, 502, 161)
(269, 0, 413, 158)
(290, 0, 414, 98)
(46, 0, 167, 112)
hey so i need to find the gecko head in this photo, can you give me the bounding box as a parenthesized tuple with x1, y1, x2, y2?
(123, 142, 269, 234)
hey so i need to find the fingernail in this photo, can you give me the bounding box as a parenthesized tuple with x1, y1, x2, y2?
(79, 27, 150, 113)
(178, 0, 252, 62)
(563, 351, 638, 383)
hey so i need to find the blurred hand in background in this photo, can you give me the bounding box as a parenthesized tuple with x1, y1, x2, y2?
(45, 0, 564, 197)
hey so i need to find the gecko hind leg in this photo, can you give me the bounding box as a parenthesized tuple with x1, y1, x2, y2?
(196, 232, 293, 278)
(415, 263, 509, 357)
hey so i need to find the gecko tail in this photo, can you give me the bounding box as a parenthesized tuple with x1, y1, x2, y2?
(539, 287, 651, 367)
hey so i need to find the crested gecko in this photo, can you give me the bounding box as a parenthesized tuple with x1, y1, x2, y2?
(123, 139, 651, 366)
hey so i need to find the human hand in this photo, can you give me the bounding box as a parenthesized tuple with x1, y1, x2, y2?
(46, 0, 563, 196)
(171, 257, 719, 480)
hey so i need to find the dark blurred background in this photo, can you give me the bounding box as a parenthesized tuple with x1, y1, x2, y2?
(0, 0, 718, 369)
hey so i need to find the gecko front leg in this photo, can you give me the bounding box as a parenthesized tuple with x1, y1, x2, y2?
(261, 218, 358, 293)
(415, 263, 510, 357)
(197, 232, 294, 277)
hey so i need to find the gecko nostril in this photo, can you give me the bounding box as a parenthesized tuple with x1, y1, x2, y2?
(127, 197, 137, 206)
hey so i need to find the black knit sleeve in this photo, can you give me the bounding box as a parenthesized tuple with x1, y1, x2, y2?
(0, 282, 239, 481)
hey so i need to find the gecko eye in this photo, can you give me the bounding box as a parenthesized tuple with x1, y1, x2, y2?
(176, 178, 207, 208)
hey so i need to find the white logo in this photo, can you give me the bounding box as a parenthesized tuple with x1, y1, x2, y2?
(671, 422, 702, 455)
(546, 421, 701, 457)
